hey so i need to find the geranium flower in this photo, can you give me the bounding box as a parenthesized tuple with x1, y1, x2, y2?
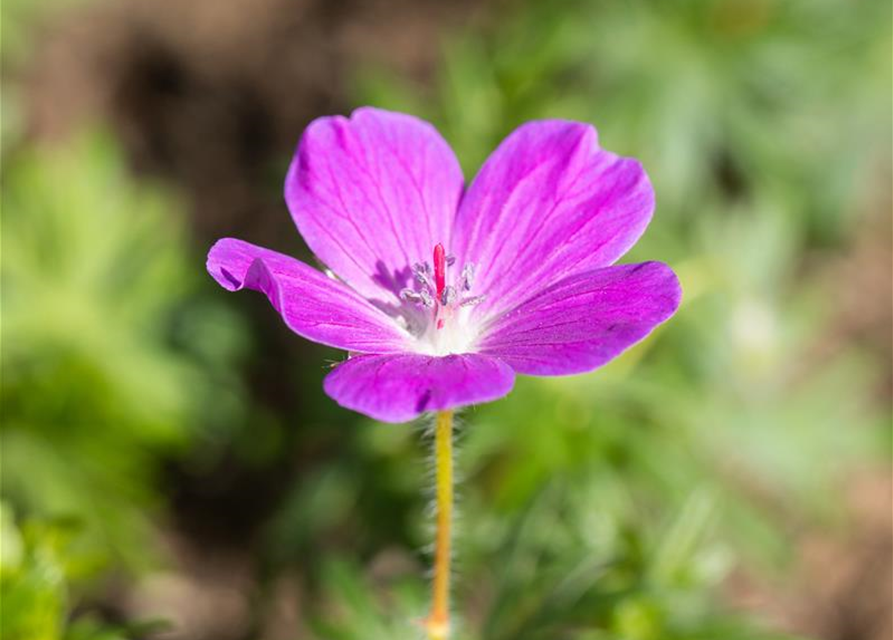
(207, 108, 681, 423)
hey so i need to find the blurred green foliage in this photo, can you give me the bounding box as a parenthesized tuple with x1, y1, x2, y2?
(306, 484, 809, 640)
(1, 132, 247, 628)
(1, 503, 154, 640)
(1, 0, 87, 65)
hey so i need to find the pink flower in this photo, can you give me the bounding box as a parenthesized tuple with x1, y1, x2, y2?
(207, 108, 681, 422)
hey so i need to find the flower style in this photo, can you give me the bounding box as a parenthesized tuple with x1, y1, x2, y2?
(207, 108, 681, 423)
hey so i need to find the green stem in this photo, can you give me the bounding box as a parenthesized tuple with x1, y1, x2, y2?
(425, 410, 454, 640)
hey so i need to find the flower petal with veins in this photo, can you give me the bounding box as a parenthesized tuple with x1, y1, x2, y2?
(208, 108, 681, 422)
(208, 238, 410, 353)
(479, 262, 681, 375)
(324, 353, 515, 423)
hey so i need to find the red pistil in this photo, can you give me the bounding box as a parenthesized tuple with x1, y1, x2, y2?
(433, 243, 446, 299)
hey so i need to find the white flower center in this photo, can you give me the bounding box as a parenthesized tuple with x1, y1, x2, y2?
(397, 243, 485, 356)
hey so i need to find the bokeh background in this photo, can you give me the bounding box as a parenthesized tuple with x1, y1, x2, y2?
(2, 1, 891, 639)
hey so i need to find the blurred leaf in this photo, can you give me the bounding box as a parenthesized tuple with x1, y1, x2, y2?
(1, 131, 247, 570)
(0, 505, 142, 640)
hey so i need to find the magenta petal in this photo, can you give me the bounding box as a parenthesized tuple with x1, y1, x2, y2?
(479, 262, 681, 375)
(207, 238, 409, 353)
(323, 353, 515, 423)
(285, 107, 464, 303)
(452, 120, 654, 319)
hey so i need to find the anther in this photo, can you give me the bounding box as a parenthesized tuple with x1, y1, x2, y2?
(419, 288, 435, 308)
(445, 254, 456, 266)
(401, 287, 435, 309)
(400, 288, 421, 302)
(412, 262, 432, 289)
(460, 295, 485, 307)
(460, 263, 475, 291)
(440, 285, 457, 306)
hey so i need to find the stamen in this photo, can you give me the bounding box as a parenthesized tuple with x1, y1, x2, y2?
(419, 288, 434, 308)
(400, 288, 422, 302)
(400, 287, 435, 308)
(433, 243, 446, 298)
(398, 246, 483, 354)
(460, 263, 475, 291)
(412, 262, 432, 289)
(401, 245, 482, 350)
(440, 285, 457, 306)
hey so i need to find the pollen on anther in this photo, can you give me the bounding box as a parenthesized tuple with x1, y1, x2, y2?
(460, 263, 475, 291)
(412, 262, 432, 288)
(399, 287, 420, 302)
(460, 294, 485, 307)
(440, 285, 457, 306)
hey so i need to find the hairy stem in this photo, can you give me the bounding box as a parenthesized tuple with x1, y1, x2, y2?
(426, 409, 454, 640)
